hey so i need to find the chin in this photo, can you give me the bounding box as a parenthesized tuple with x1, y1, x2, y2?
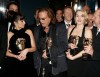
(42, 25, 46, 27)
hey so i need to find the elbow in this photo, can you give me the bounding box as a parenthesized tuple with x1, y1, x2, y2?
(32, 46, 37, 52)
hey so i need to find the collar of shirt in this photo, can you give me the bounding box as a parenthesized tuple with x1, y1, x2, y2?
(64, 20, 72, 25)
(8, 22, 11, 32)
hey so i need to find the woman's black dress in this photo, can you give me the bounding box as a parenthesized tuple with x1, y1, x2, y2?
(67, 26, 88, 77)
(6, 29, 34, 77)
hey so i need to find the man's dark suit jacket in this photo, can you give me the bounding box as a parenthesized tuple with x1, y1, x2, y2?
(92, 26, 100, 60)
(87, 26, 100, 77)
(38, 23, 68, 75)
(0, 20, 7, 67)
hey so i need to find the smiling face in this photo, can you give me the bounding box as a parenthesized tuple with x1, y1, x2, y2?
(56, 9, 63, 22)
(38, 11, 51, 27)
(75, 10, 87, 25)
(63, 8, 73, 22)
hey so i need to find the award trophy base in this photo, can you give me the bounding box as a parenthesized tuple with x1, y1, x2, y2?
(82, 53, 91, 60)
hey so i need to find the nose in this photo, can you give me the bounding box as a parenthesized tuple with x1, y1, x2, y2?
(23, 20, 26, 24)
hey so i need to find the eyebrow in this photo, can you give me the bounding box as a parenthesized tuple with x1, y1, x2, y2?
(39, 18, 47, 20)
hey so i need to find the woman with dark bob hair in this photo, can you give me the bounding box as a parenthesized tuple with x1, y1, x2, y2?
(6, 12, 36, 77)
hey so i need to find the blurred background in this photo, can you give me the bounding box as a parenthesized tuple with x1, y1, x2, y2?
(0, 0, 100, 24)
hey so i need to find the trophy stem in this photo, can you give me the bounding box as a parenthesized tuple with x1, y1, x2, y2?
(42, 67, 45, 77)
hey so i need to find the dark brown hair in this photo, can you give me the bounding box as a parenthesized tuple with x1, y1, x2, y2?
(11, 12, 24, 27)
(6, 1, 19, 12)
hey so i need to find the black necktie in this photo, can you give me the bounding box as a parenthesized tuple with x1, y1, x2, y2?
(66, 24, 70, 29)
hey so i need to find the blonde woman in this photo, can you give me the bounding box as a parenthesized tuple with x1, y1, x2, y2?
(66, 10, 92, 77)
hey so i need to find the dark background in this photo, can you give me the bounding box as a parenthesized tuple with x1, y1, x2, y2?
(0, 0, 100, 25)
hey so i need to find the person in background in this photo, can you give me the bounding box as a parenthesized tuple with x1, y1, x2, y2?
(55, 8, 63, 23)
(33, 8, 41, 26)
(0, 1, 19, 32)
(38, 7, 68, 77)
(87, 13, 94, 29)
(85, 8, 100, 77)
(63, 6, 75, 29)
(6, 1, 19, 13)
(6, 12, 36, 77)
(82, 5, 91, 14)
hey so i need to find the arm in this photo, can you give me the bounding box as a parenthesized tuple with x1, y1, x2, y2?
(17, 29, 36, 61)
(25, 29, 36, 52)
(6, 32, 18, 59)
(66, 49, 85, 60)
(66, 27, 93, 60)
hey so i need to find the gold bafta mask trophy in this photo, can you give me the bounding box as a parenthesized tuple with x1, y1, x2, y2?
(42, 37, 52, 77)
(45, 37, 52, 61)
(70, 35, 79, 55)
(16, 38, 26, 51)
(82, 38, 92, 60)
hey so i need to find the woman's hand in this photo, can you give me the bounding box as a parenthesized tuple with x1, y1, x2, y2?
(18, 49, 28, 61)
(84, 45, 93, 56)
(66, 49, 74, 60)
(42, 50, 48, 59)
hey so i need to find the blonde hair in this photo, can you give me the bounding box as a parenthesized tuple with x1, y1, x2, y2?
(74, 10, 88, 25)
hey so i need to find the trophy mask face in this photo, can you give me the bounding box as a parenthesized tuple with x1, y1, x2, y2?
(70, 35, 79, 46)
(46, 37, 52, 48)
(83, 38, 92, 46)
(16, 38, 26, 50)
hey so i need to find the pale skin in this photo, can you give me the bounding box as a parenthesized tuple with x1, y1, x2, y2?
(6, 19, 36, 61)
(63, 8, 73, 23)
(66, 10, 93, 60)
